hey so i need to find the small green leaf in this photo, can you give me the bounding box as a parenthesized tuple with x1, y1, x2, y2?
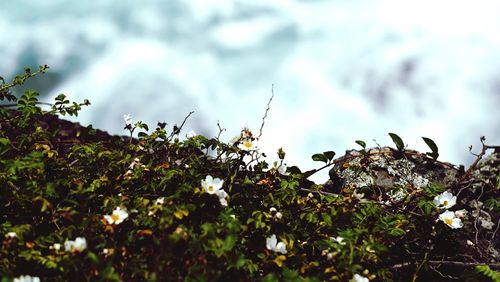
(87, 251, 99, 264)
(312, 153, 328, 163)
(323, 150, 336, 161)
(355, 140, 366, 149)
(388, 133, 405, 151)
(321, 213, 332, 226)
(389, 228, 406, 236)
(236, 254, 246, 269)
(0, 137, 9, 146)
(422, 137, 439, 160)
(282, 268, 299, 279)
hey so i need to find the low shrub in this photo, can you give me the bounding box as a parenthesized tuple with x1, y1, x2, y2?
(0, 67, 498, 281)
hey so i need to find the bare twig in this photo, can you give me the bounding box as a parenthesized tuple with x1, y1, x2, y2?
(168, 111, 194, 140)
(459, 137, 500, 182)
(299, 188, 338, 197)
(0, 101, 53, 108)
(474, 186, 484, 247)
(216, 120, 226, 140)
(412, 251, 429, 282)
(258, 84, 274, 139)
(392, 260, 500, 269)
(428, 263, 461, 280)
(177, 111, 194, 133)
(489, 221, 500, 251)
(302, 161, 336, 179)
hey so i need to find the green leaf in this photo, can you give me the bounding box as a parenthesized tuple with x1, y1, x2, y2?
(236, 254, 246, 269)
(422, 137, 439, 160)
(389, 228, 406, 236)
(321, 213, 332, 226)
(222, 234, 236, 251)
(282, 268, 299, 280)
(476, 265, 500, 281)
(355, 140, 366, 149)
(312, 153, 328, 163)
(323, 151, 336, 161)
(388, 133, 405, 151)
(87, 251, 99, 264)
(0, 137, 10, 146)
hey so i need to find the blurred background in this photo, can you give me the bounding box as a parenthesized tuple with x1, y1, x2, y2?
(1, 0, 499, 183)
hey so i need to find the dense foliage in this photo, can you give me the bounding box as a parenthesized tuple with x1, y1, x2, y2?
(0, 67, 499, 281)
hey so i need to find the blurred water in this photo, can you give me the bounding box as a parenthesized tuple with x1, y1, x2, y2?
(1, 0, 499, 182)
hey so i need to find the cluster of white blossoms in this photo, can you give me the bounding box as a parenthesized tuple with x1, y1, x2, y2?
(104, 207, 129, 225)
(64, 237, 87, 253)
(433, 191, 463, 229)
(13, 275, 40, 282)
(201, 175, 228, 207)
(266, 234, 287, 254)
(269, 207, 283, 220)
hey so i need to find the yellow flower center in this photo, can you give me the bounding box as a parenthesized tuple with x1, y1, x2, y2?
(443, 200, 448, 206)
(208, 185, 214, 192)
(111, 214, 120, 223)
(444, 218, 453, 225)
(244, 141, 252, 148)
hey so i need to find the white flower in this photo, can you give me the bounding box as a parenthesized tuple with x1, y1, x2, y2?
(216, 189, 229, 207)
(438, 210, 463, 229)
(352, 273, 369, 282)
(433, 191, 457, 209)
(64, 237, 87, 253)
(269, 207, 282, 219)
(219, 197, 228, 207)
(277, 164, 289, 176)
(13, 275, 40, 282)
(155, 197, 165, 205)
(201, 175, 224, 195)
(51, 243, 61, 251)
(238, 138, 258, 151)
(123, 114, 132, 126)
(267, 162, 289, 176)
(266, 234, 287, 254)
(332, 236, 346, 245)
(186, 130, 197, 139)
(6, 231, 17, 238)
(326, 252, 334, 260)
(104, 207, 129, 225)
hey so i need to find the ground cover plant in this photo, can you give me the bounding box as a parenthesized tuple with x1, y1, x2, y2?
(0, 67, 499, 281)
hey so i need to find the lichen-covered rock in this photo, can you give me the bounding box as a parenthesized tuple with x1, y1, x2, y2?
(325, 147, 462, 205)
(323, 145, 499, 275)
